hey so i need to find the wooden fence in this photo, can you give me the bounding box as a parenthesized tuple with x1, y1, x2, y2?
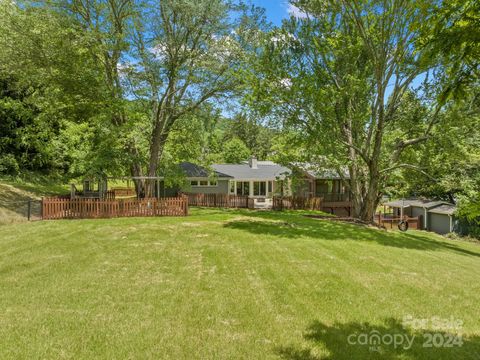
(105, 190, 115, 200)
(183, 193, 249, 208)
(111, 187, 136, 197)
(273, 196, 323, 210)
(376, 213, 423, 230)
(42, 197, 188, 220)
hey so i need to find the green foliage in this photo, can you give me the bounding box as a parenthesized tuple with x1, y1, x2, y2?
(222, 137, 251, 163)
(420, 0, 480, 102)
(0, 154, 19, 175)
(0, 1, 111, 177)
(0, 0, 268, 182)
(223, 113, 275, 159)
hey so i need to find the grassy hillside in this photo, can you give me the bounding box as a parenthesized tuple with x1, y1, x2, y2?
(0, 176, 69, 225)
(0, 208, 479, 359)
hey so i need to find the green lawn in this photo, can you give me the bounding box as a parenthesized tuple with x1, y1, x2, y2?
(0, 208, 479, 359)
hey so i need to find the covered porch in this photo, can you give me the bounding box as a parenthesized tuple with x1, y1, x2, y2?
(299, 178, 351, 202)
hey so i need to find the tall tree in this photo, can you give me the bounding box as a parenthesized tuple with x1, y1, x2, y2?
(52, 0, 263, 195)
(248, 0, 447, 221)
(3, 0, 264, 192)
(0, 0, 109, 176)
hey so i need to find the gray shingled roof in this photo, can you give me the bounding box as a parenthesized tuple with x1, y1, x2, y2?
(383, 199, 450, 209)
(211, 163, 291, 180)
(180, 161, 345, 180)
(428, 204, 456, 215)
(179, 162, 232, 178)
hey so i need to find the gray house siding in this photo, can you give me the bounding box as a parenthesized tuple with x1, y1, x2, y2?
(393, 207, 412, 217)
(183, 179, 230, 194)
(428, 213, 452, 234)
(411, 206, 425, 218)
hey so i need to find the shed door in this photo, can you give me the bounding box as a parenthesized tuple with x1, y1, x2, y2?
(428, 213, 451, 234)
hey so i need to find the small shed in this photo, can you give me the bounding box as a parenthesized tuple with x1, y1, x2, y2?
(383, 198, 457, 235)
(383, 199, 446, 229)
(428, 204, 457, 235)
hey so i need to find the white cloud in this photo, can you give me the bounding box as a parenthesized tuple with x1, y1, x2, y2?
(149, 43, 168, 60)
(287, 3, 308, 19)
(270, 32, 297, 45)
(279, 78, 292, 89)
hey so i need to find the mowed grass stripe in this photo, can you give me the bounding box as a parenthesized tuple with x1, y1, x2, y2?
(0, 208, 479, 359)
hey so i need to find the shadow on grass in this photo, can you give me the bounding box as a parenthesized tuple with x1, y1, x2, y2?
(277, 318, 480, 360)
(223, 210, 480, 258)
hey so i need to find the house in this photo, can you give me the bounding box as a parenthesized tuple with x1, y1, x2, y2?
(173, 157, 291, 207)
(383, 198, 457, 235)
(164, 156, 351, 211)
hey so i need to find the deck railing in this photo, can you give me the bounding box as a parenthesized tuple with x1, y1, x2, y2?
(315, 192, 351, 202)
(272, 196, 323, 210)
(42, 196, 188, 219)
(183, 193, 249, 208)
(375, 213, 423, 230)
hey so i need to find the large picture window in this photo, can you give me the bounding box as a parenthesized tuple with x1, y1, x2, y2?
(253, 181, 267, 196)
(236, 181, 250, 196)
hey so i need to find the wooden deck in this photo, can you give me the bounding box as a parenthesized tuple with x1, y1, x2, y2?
(183, 193, 249, 208)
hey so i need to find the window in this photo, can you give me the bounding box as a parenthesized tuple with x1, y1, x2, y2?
(236, 181, 249, 196)
(229, 181, 235, 194)
(253, 181, 267, 196)
(191, 180, 217, 187)
(268, 181, 273, 193)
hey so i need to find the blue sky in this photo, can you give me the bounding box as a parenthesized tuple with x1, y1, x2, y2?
(250, 0, 293, 26)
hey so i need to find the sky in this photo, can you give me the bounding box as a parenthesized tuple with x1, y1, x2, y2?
(249, 0, 300, 26)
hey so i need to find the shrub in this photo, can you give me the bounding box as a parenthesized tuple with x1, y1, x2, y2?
(0, 154, 19, 175)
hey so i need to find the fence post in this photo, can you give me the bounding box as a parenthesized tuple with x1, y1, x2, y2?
(27, 200, 31, 221)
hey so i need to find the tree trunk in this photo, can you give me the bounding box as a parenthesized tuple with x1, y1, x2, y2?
(130, 162, 145, 198)
(359, 179, 380, 223)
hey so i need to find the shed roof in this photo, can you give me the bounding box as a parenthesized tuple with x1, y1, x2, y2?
(428, 204, 457, 215)
(383, 199, 447, 209)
